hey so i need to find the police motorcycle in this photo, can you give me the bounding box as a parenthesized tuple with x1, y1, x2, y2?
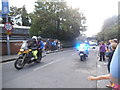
(77, 43, 89, 61)
(14, 39, 40, 70)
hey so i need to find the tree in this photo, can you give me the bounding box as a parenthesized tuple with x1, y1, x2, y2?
(21, 5, 30, 26)
(96, 16, 118, 41)
(3, 5, 30, 26)
(30, 2, 87, 41)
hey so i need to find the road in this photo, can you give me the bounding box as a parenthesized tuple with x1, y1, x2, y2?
(2, 48, 98, 88)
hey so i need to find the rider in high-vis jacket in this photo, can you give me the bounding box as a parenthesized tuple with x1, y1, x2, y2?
(28, 36, 38, 60)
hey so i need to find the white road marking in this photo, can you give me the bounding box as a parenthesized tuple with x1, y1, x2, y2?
(34, 57, 64, 71)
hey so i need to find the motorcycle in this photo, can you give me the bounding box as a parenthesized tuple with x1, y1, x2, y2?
(79, 50, 88, 61)
(14, 41, 41, 70)
(77, 44, 89, 61)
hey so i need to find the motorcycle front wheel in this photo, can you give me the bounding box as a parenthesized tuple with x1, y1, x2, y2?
(14, 57, 25, 70)
(80, 56, 85, 61)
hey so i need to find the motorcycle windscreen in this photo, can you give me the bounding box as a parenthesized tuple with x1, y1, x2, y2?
(21, 41, 28, 50)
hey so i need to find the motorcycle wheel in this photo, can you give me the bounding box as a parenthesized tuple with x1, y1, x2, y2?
(14, 57, 25, 70)
(80, 56, 85, 61)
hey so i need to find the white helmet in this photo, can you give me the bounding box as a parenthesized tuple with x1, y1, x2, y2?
(32, 36, 37, 40)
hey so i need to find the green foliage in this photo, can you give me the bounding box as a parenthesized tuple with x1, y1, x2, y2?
(30, 2, 86, 41)
(96, 16, 118, 41)
(2, 17, 12, 24)
(21, 5, 30, 26)
(3, 5, 30, 26)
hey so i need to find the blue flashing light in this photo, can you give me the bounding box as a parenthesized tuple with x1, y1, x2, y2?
(75, 43, 90, 51)
(75, 43, 80, 50)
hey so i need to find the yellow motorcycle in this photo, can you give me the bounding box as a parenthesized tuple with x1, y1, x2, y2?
(14, 41, 39, 70)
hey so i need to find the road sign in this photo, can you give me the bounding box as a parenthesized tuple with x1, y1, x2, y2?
(4, 22, 13, 31)
(2, 0, 9, 14)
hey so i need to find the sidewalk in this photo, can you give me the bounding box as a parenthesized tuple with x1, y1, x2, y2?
(96, 57, 110, 88)
(0, 54, 18, 63)
(95, 47, 110, 89)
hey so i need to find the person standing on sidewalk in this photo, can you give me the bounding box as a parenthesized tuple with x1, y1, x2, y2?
(88, 43, 120, 90)
(107, 39, 118, 52)
(110, 43, 120, 89)
(99, 42, 107, 61)
(106, 43, 117, 88)
(107, 43, 117, 73)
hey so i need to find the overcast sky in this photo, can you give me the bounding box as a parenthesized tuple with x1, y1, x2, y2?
(0, 0, 119, 37)
(67, 0, 119, 37)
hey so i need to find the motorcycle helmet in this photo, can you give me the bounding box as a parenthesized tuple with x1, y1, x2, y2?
(32, 36, 37, 42)
(37, 36, 42, 41)
(32, 36, 37, 40)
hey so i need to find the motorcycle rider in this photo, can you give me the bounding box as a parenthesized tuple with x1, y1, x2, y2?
(37, 36, 44, 61)
(78, 42, 90, 57)
(28, 36, 38, 60)
(84, 42, 90, 56)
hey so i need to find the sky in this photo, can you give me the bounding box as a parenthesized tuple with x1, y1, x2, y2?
(66, 0, 119, 37)
(0, 0, 119, 37)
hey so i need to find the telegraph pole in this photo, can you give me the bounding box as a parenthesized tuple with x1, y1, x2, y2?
(6, 14, 10, 56)
(2, 0, 11, 55)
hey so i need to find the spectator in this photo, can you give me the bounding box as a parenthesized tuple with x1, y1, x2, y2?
(106, 43, 117, 88)
(110, 43, 120, 88)
(107, 39, 118, 52)
(51, 40, 57, 50)
(112, 39, 118, 44)
(107, 40, 113, 52)
(49, 39, 52, 51)
(107, 43, 117, 72)
(99, 42, 107, 61)
(88, 43, 120, 89)
(45, 39, 50, 51)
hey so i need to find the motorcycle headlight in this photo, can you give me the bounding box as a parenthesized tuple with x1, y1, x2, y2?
(20, 49, 24, 52)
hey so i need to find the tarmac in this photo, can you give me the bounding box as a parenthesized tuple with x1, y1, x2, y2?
(0, 49, 64, 63)
(0, 49, 111, 89)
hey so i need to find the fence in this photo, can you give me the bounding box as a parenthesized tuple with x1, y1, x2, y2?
(0, 24, 30, 55)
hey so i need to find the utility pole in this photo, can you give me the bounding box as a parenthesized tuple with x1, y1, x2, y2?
(2, 0, 11, 55)
(6, 14, 10, 56)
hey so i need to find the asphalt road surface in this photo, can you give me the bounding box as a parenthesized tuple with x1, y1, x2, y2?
(2, 48, 98, 88)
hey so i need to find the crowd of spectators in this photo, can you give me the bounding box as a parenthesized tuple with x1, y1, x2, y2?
(44, 39, 62, 51)
(88, 39, 119, 89)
